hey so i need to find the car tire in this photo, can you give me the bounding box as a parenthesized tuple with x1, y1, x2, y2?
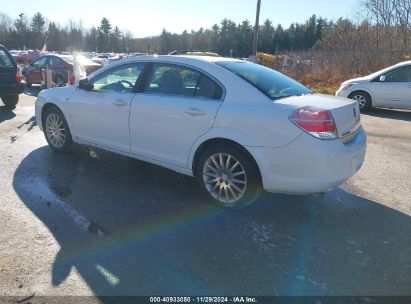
(43, 107, 73, 152)
(196, 144, 261, 209)
(23, 73, 32, 88)
(349, 91, 371, 111)
(1, 95, 19, 109)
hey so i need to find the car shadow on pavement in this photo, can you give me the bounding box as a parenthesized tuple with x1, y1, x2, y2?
(0, 105, 16, 124)
(363, 108, 411, 122)
(13, 146, 411, 298)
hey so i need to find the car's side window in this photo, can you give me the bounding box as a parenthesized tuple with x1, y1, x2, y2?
(195, 74, 223, 99)
(33, 57, 47, 66)
(384, 66, 411, 82)
(0, 49, 13, 67)
(144, 63, 223, 100)
(48, 57, 62, 66)
(91, 63, 144, 93)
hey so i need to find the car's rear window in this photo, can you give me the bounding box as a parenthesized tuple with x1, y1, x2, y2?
(216, 61, 312, 100)
(0, 49, 14, 67)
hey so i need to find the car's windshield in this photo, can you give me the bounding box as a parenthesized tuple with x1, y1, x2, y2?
(216, 61, 313, 100)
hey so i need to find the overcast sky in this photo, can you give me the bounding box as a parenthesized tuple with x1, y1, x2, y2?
(2, 0, 360, 37)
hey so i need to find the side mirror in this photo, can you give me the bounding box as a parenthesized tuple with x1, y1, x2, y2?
(379, 75, 386, 82)
(78, 78, 93, 90)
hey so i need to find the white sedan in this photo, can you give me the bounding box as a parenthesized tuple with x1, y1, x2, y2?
(336, 61, 411, 111)
(35, 55, 366, 208)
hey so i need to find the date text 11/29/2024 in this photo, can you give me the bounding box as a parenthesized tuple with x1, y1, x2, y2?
(149, 297, 257, 303)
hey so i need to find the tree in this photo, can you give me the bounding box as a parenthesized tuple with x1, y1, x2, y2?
(259, 19, 275, 53)
(219, 18, 237, 56)
(98, 17, 111, 52)
(31, 12, 45, 33)
(237, 20, 253, 57)
(30, 12, 46, 49)
(159, 29, 172, 54)
(110, 26, 122, 52)
(13, 14, 29, 49)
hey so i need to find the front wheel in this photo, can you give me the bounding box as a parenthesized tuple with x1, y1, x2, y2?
(1, 95, 19, 109)
(196, 145, 261, 209)
(43, 107, 73, 152)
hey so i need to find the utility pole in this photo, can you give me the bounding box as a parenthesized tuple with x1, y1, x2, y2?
(252, 0, 261, 57)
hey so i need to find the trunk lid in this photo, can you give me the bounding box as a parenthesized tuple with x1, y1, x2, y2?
(277, 94, 361, 139)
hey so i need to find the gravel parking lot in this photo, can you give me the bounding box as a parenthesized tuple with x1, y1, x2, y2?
(0, 89, 410, 299)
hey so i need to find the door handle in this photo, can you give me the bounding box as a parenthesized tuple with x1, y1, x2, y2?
(114, 99, 127, 107)
(185, 108, 205, 117)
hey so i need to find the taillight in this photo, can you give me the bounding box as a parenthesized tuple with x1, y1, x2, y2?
(68, 76, 75, 85)
(290, 106, 338, 140)
(16, 68, 24, 82)
(68, 65, 75, 85)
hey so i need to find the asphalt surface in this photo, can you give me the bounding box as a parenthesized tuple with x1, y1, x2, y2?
(0, 88, 410, 300)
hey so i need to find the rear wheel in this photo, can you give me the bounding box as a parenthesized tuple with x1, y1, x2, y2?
(1, 95, 19, 109)
(196, 145, 261, 209)
(349, 91, 371, 111)
(43, 107, 73, 152)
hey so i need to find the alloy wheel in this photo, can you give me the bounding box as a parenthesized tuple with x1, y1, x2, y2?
(202, 153, 247, 204)
(45, 113, 67, 148)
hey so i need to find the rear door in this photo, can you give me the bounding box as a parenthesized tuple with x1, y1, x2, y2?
(373, 65, 411, 109)
(130, 63, 223, 168)
(0, 47, 16, 86)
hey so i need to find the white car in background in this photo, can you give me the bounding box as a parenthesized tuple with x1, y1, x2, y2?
(35, 55, 366, 208)
(336, 61, 411, 111)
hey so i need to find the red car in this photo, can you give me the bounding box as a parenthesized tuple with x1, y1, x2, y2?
(22, 54, 102, 87)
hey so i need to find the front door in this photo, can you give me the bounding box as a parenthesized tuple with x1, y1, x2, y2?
(28, 56, 48, 84)
(373, 65, 411, 109)
(69, 62, 145, 152)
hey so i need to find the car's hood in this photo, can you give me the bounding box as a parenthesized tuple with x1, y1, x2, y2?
(38, 85, 76, 100)
(342, 76, 372, 85)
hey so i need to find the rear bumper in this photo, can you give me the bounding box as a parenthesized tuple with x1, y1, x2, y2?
(0, 82, 25, 96)
(250, 127, 367, 194)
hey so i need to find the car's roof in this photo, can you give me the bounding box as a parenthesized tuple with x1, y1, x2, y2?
(118, 54, 243, 65)
(393, 60, 411, 67)
(365, 60, 411, 79)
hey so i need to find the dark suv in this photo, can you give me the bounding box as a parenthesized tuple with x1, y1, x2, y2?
(0, 44, 25, 108)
